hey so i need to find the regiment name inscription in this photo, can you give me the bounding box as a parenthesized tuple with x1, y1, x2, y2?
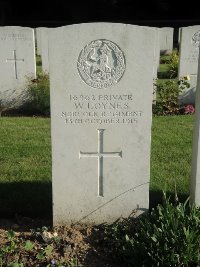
(61, 93, 142, 124)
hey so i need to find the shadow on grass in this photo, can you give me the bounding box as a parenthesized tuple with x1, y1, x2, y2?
(150, 189, 190, 210)
(0, 183, 190, 222)
(0, 181, 52, 220)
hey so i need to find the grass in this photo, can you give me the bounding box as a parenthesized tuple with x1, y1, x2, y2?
(159, 64, 170, 73)
(0, 117, 51, 218)
(150, 115, 194, 206)
(157, 63, 171, 79)
(36, 54, 42, 74)
(0, 115, 194, 218)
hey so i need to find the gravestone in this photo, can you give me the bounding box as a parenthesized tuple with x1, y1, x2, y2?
(159, 27, 174, 54)
(40, 28, 50, 73)
(191, 45, 200, 206)
(0, 26, 36, 108)
(49, 23, 155, 225)
(178, 28, 182, 46)
(36, 27, 44, 56)
(34, 28, 37, 44)
(178, 26, 200, 105)
(153, 28, 160, 101)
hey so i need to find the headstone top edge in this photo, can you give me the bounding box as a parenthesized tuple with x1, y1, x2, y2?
(181, 25, 200, 30)
(0, 26, 34, 31)
(48, 22, 157, 31)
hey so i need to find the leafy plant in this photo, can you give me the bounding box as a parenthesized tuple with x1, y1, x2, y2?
(36, 244, 53, 260)
(160, 54, 171, 64)
(153, 77, 190, 115)
(24, 240, 34, 251)
(22, 71, 50, 116)
(168, 50, 179, 78)
(158, 50, 179, 79)
(103, 193, 200, 267)
(0, 229, 77, 267)
(0, 230, 21, 267)
(47, 259, 78, 267)
(8, 263, 24, 267)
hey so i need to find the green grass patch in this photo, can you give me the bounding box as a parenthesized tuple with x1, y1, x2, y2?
(0, 115, 194, 217)
(0, 117, 51, 218)
(159, 64, 170, 73)
(158, 64, 171, 79)
(150, 115, 194, 206)
(36, 54, 42, 74)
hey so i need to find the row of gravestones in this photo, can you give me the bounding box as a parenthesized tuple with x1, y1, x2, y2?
(37, 26, 200, 106)
(0, 24, 199, 226)
(0, 26, 173, 109)
(3, 25, 200, 110)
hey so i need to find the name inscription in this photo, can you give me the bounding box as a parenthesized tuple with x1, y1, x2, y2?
(61, 93, 142, 125)
(0, 33, 31, 41)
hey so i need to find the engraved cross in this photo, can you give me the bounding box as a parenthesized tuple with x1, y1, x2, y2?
(6, 50, 24, 79)
(79, 129, 122, 197)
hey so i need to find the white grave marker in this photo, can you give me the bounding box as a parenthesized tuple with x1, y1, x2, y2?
(153, 28, 160, 101)
(191, 45, 200, 206)
(0, 26, 36, 107)
(36, 27, 44, 56)
(179, 26, 200, 105)
(49, 23, 155, 225)
(159, 27, 174, 54)
(41, 28, 50, 73)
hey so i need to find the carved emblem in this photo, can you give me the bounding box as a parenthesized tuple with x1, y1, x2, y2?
(77, 39, 125, 89)
(192, 31, 200, 48)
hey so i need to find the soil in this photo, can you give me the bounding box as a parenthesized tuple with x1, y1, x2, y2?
(0, 216, 119, 267)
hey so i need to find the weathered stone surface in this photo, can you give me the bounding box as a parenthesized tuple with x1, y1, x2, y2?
(49, 23, 155, 225)
(41, 28, 50, 73)
(191, 46, 200, 206)
(153, 28, 160, 101)
(159, 27, 174, 53)
(0, 26, 36, 108)
(179, 25, 200, 104)
(36, 27, 44, 56)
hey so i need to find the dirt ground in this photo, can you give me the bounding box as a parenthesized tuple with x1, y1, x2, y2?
(0, 216, 119, 267)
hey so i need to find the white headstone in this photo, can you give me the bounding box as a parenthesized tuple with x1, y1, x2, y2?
(178, 28, 182, 45)
(153, 28, 160, 101)
(159, 27, 174, 53)
(0, 26, 36, 107)
(34, 28, 37, 44)
(36, 27, 44, 56)
(178, 26, 200, 105)
(41, 28, 50, 73)
(191, 45, 200, 206)
(49, 23, 155, 225)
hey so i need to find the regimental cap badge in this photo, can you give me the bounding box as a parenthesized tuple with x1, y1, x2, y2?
(192, 30, 200, 48)
(77, 39, 126, 89)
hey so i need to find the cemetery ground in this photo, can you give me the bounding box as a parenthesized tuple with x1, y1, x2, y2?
(0, 115, 199, 267)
